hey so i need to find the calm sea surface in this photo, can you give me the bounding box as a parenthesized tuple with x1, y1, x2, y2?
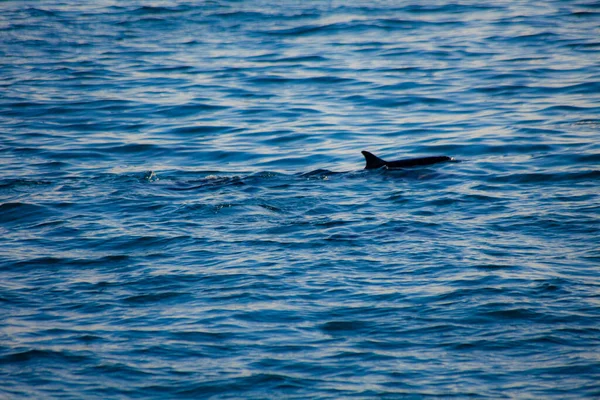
(1, 1, 600, 398)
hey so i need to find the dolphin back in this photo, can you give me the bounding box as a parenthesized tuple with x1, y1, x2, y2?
(362, 150, 452, 170)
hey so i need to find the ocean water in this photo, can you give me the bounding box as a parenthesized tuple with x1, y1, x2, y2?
(1, 1, 600, 398)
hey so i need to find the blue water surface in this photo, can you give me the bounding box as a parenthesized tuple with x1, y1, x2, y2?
(1, 1, 600, 398)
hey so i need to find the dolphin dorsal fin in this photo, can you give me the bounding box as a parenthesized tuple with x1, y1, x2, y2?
(361, 151, 386, 169)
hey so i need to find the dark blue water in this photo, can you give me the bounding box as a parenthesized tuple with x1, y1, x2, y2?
(2, 1, 600, 398)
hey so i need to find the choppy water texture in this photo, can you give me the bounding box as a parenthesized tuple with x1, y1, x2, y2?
(1, 1, 600, 398)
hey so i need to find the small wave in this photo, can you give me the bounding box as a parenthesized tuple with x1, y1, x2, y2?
(1, 349, 89, 364)
(154, 103, 228, 118)
(0, 202, 52, 224)
(124, 291, 187, 304)
(403, 3, 496, 13)
(491, 170, 600, 184)
(24, 7, 56, 17)
(320, 320, 370, 333)
(210, 11, 272, 20)
(252, 55, 328, 64)
(103, 143, 161, 154)
(130, 5, 191, 15)
(539, 105, 600, 113)
(167, 175, 246, 191)
(247, 75, 357, 85)
(476, 307, 546, 322)
(0, 179, 52, 190)
(169, 125, 238, 135)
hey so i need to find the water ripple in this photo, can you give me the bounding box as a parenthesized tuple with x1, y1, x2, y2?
(1, 1, 600, 398)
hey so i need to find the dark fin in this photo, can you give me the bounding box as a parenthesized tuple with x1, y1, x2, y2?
(361, 151, 387, 169)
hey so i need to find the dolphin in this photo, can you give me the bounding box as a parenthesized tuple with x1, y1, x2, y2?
(362, 151, 452, 170)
